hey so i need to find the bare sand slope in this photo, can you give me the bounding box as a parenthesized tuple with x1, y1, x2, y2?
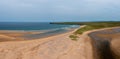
(111, 36, 120, 59)
(0, 31, 93, 59)
(86, 27, 120, 59)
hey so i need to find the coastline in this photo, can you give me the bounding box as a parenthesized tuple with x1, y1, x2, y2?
(0, 26, 119, 42)
(0, 26, 80, 59)
(0, 26, 119, 59)
(0, 26, 94, 59)
(0, 27, 79, 42)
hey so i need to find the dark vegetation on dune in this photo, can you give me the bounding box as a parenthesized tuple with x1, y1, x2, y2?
(50, 21, 120, 34)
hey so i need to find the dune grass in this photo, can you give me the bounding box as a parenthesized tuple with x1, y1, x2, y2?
(69, 35, 78, 41)
(51, 21, 120, 40)
(75, 22, 120, 34)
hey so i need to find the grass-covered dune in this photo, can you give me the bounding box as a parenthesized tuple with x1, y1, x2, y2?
(50, 21, 120, 34)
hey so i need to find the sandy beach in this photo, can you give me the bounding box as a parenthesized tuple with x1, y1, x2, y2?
(0, 27, 120, 59)
(0, 28, 77, 41)
(0, 0, 120, 58)
(0, 27, 94, 59)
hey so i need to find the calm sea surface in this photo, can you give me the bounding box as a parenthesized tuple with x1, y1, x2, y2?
(0, 22, 79, 30)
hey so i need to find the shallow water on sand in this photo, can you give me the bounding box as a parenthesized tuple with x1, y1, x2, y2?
(0, 22, 79, 39)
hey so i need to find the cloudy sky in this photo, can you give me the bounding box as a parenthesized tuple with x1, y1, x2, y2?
(0, 0, 120, 22)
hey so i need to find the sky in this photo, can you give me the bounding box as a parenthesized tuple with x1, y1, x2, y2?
(0, 0, 120, 22)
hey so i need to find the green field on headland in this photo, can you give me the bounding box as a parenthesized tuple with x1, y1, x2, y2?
(50, 21, 120, 34)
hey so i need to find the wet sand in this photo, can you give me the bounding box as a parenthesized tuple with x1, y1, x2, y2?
(0, 31, 43, 42)
(0, 29, 75, 41)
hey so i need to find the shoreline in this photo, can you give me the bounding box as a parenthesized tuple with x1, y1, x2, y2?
(0, 26, 82, 59)
(2, 26, 118, 42)
(0, 26, 119, 42)
(0, 26, 78, 43)
(23, 28, 76, 40)
(0, 26, 119, 59)
(0, 27, 79, 42)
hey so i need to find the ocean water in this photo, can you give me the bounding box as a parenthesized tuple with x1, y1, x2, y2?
(0, 22, 79, 30)
(0, 22, 79, 39)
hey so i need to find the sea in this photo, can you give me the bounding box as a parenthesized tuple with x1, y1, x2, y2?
(0, 22, 79, 30)
(0, 22, 79, 39)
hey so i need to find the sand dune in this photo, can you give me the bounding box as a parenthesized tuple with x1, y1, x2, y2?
(111, 36, 120, 59)
(86, 27, 120, 59)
